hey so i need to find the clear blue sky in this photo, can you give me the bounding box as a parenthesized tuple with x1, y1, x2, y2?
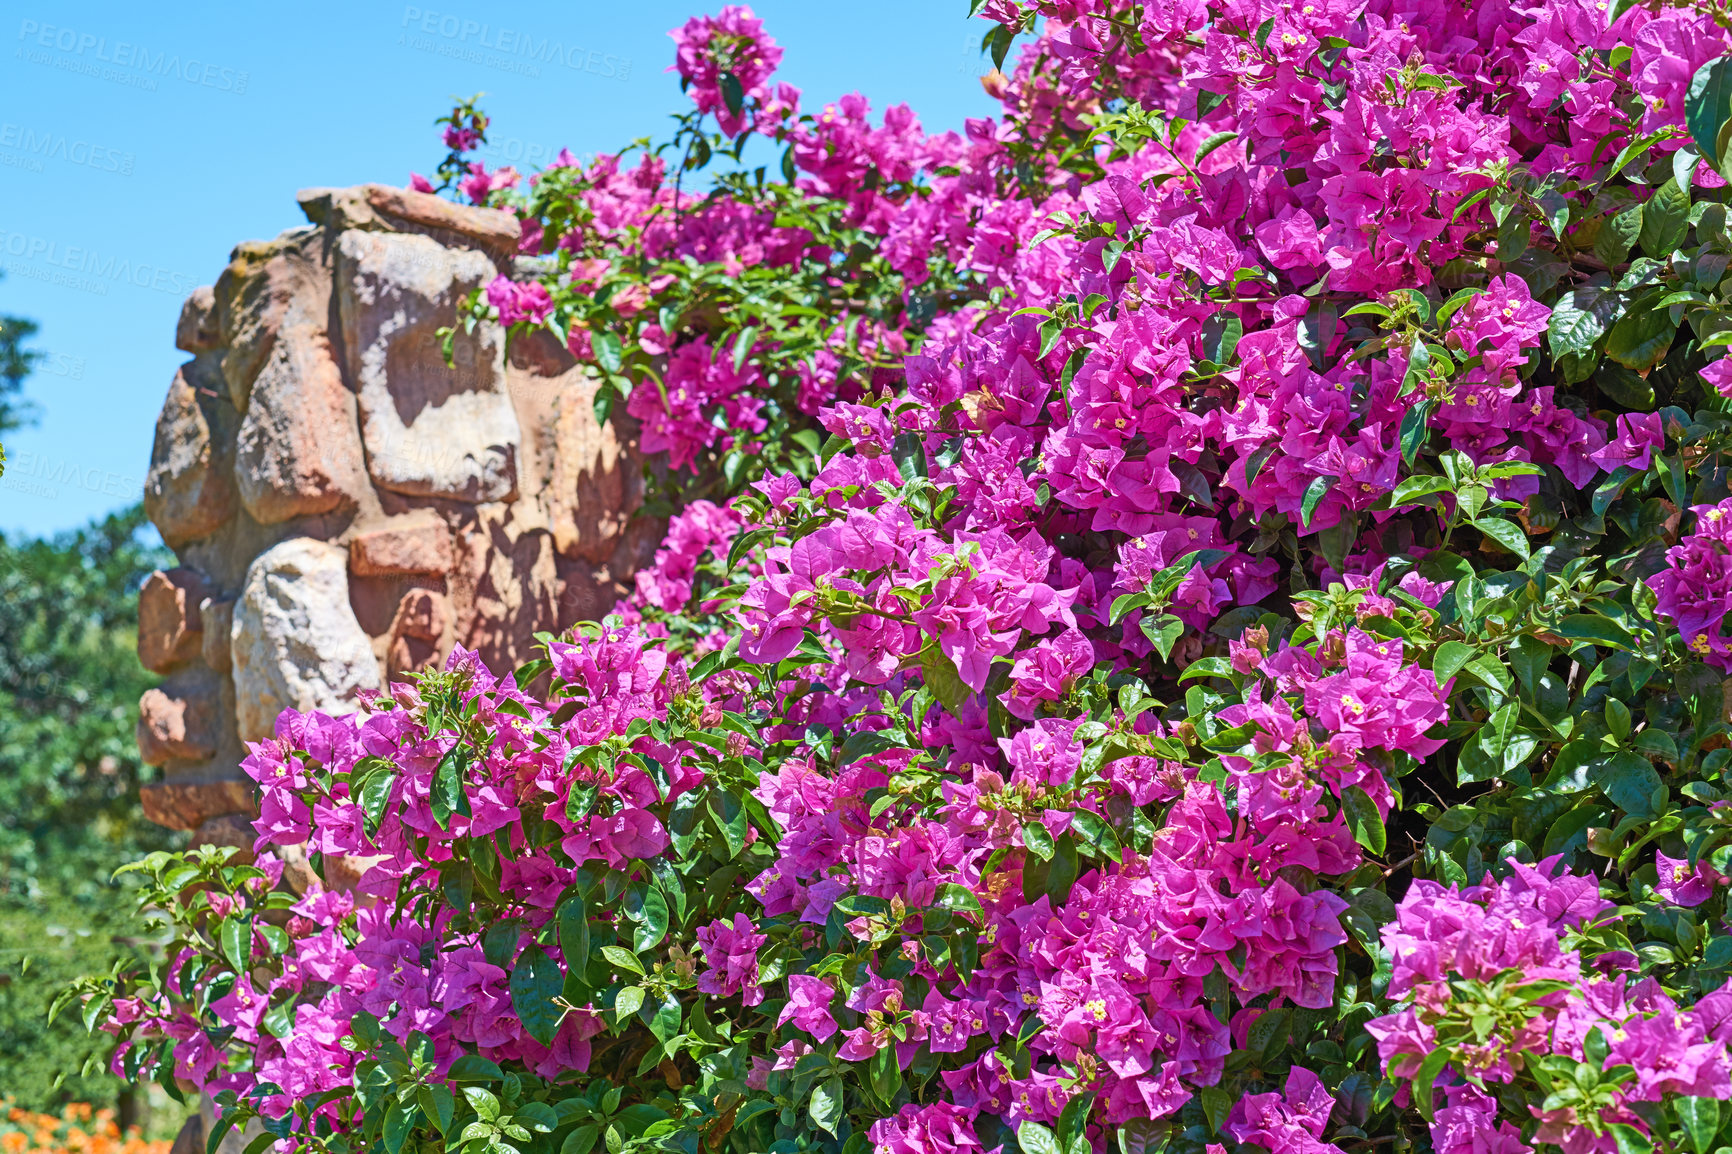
(0, 0, 999, 538)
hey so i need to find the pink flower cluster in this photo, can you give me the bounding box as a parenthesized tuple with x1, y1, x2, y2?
(1369, 859, 1732, 1152)
(1656, 498, 1732, 670)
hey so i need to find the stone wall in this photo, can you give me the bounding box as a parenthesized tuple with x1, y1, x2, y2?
(135, 183, 660, 843)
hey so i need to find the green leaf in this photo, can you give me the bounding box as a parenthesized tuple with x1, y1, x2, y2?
(360, 768, 396, 836)
(516, 1103, 557, 1135)
(447, 1054, 504, 1082)
(562, 1125, 601, 1154)
(1433, 641, 1476, 684)
(1194, 131, 1239, 163)
(809, 1078, 844, 1136)
(1198, 1087, 1233, 1136)
(936, 882, 984, 916)
(509, 945, 565, 1046)
(1688, 57, 1732, 165)
(1641, 179, 1691, 257)
(632, 886, 669, 953)
(1605, 301, 1678, 370)
(430, 743, 471, 830)
(1023, 820, 1056, 862)
(988, 22, 1016, 71)
(614, 986, 645, 1018)
(1341, 785, 1387, 855)
(718, 70, 746, 118)
(558, 896, 591, 978)
(1595, 203, 1644, 268)
(1400, 400, 1434, 466)
(1549, 283, 1623, 361)
(1140, 613, 1185, 661)
(1556, 614, 1636, 651)
(892, 431, 928, 482)
(919, 641, 971, 711)
(1473, 517, 1531, 560)
(1609, 1124, 1655, 1154)
(1679, 1096, 1720, 1154)
(220, 915, 251, 974)
(1411, 1045, 1453, 1122)
(1018, 1123, 1063, 1154)
(601, 945, 644, 976)
(591, 331, 623, 374)
(1595, 751, 1664, 817)
(384, 1101, 416, 1154)
(1300, 474, 1335, 529)
(646, 994, 682, 1049)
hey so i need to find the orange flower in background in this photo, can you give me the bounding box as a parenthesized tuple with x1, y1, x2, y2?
(0, 1104, 169, 1154)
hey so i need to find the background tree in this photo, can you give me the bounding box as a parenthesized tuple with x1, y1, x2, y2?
(0, 287, 180, 1123)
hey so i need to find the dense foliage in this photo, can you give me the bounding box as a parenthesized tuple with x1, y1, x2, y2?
(0, 505, 180, 1112)
(76, 3, 1732, 1154)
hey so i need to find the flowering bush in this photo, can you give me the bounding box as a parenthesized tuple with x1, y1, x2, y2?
(69, 3, 1732, 1154)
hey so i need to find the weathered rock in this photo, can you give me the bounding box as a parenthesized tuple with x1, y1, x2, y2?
(190, 812, 258, 855)
(234, 324, 368, 524)
(143, 358, 239, 549)
(138, 568, 213, 673)
(448, 506, 559, 670)
(175, 285, 221, 353)
(322, 850, 389, 895)
(336, 229, 521, 503)
(140, 777, 255, 831)
(273, 840, 320, 896)
(506, 332, 645, 562)
(297, 183, 519, 255)
(215, 230, 330, 411)
(201, 597, 235, 673)
(349, 509, 455, 576)
(136, 667, 222, 765)
(386, 587, 450, 678)
(231, 538, 383, 742)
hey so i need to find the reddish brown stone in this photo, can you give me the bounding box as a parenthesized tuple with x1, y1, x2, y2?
(349, 511, 455, 576)
(136, 668, 221, 765)
(140, 778, 256, 831)
(138, 568, 212, 673)
(296, 184, 519, 254)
